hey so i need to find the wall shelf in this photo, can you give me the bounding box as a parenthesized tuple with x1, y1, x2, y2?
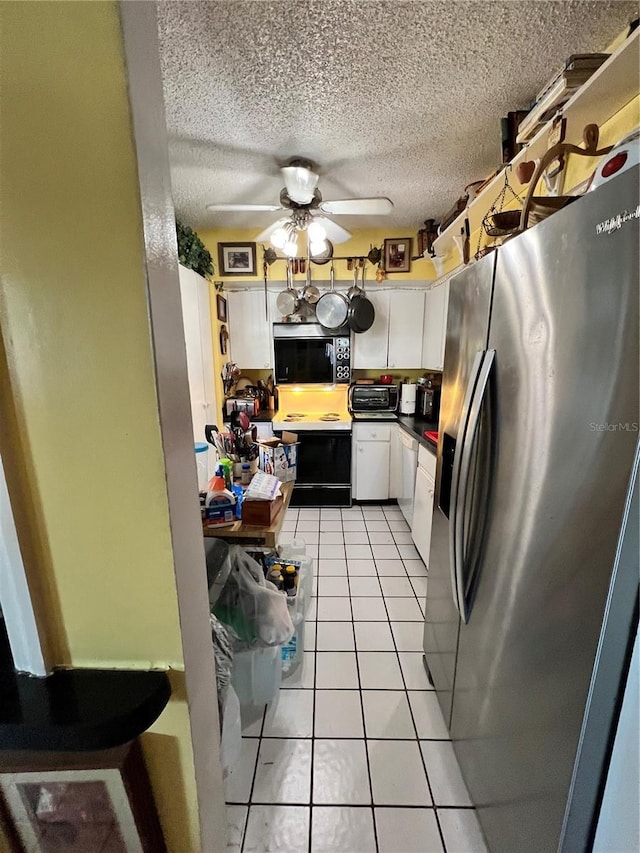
(432, 29, 639, 259)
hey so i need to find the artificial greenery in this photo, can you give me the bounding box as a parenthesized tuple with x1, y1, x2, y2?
(176, 219, 214, 280)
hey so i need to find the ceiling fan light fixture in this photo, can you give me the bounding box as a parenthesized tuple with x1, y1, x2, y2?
(309, 239, 328, 256)
(281, 165, 319, 205)
(282, 237, 298, 257)
(270, 226, 288, 249)
(307, 220, 326, 242)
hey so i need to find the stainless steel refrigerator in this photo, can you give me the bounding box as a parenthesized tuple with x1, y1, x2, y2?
(423, 168, 639, 853)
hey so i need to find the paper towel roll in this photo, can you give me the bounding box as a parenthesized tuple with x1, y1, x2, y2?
(400, 383, 417, 414)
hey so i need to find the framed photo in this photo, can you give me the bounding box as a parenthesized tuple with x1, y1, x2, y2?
(218, 242, 256, 276)
(216, 293, 227, 322)
(384, 237, 412, 273)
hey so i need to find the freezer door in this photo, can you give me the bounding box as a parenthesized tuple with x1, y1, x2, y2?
(423, 254, 495, 725)
(451, 171, 640, 853)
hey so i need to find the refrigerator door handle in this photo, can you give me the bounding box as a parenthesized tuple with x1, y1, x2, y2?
(456, 348, 495, 624)
(449, 349, 485, 615)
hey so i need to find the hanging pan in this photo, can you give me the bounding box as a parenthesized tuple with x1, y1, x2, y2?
(347, 262, 375, 333)
(276, 261, 299, 316)
(315, 263, 349, 330)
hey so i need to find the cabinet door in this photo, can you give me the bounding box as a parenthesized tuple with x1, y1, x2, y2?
(412, 466, 435, 565)
(352, 291, 390, 369)
(179, 266, 213, 446)
(389, 425, 401, 498)
(228, 290, 272, 369)
(354, 441, 390, 500)
(388, 290, 425, 369)
(422, 281, 450, 371)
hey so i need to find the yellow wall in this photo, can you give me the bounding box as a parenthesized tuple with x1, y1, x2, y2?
(200, 227, 437, 284)
(0, 3, 200, 849)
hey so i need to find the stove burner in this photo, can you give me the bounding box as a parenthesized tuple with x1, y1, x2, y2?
(320, 413, 341, 422)
(286, 413, 306, 418)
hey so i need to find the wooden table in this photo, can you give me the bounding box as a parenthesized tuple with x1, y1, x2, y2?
(202, 481, 294, 547)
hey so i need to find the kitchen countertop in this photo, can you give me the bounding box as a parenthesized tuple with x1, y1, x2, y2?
(397, 414, 439, 455)
(252, 409, 276, 423)
(203, 480, 294, 547)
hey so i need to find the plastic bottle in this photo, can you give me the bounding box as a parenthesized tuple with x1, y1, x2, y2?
(219, 457, 233, 489)
(283, 566, 297, 597)
(241, 462, 251, 485)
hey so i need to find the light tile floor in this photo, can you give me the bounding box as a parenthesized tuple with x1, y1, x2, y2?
(226, 504, 488, 853)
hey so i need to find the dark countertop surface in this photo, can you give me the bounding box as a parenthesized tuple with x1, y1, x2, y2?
(0, 619, 171, 752)
(397, 415, 439, 455)
(252, 409, 276, 423)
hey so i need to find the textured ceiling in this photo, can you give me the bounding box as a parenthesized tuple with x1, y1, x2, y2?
(157, 1, 636, 232)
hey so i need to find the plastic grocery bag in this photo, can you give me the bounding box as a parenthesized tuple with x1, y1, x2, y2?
(213, 546, 294, 648)
(210, 613, 233, 720)
(220, 684, 241, 777)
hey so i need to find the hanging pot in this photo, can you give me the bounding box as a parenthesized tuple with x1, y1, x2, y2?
(315, 263, 349, 330)
(302, 265, 320, 304)
(276, 262, 299, 316)
(347, 263, 375, 334)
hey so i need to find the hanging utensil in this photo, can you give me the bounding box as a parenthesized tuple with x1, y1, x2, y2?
(347, 263, 363, 300)
(276, 261, 299, 316)
(315, 262, 349, 331)
(302, 264, 319, 304)
(347, 261, 375, 333)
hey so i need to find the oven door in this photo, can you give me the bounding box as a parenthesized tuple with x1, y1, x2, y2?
(274, 338, 335, 384)
(278, 430, 352, 507)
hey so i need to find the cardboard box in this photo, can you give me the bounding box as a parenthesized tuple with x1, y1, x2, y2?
(258, 431, 298, 483)
(241, 494, 284, 527)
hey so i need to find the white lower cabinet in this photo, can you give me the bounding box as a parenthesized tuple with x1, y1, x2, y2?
(412, 445, 437, 565)
(352, 423, 392, 500)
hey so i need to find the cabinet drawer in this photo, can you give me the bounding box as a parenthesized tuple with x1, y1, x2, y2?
(418, 444, 436, 478)
(353, 423, 392, 442)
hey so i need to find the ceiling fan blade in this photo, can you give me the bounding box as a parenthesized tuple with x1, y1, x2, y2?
(319, 198, 394, 215)
(312, 215, 352, 244)
(255, 217, 290, 243)
(281, 165, 320, 204)
(206, 203, 283, 212)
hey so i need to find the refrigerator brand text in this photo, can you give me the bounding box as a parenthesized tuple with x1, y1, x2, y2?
(595, 205, 640, 235)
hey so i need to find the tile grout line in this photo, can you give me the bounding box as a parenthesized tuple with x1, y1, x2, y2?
(365, 508, 449, 853)
(308, 514, 320, 853)
(345, 523, 380, 853)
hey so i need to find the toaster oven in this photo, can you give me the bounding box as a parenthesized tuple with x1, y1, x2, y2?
(348, 384, 399, 412)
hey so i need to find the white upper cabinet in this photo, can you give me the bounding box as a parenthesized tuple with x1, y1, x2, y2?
(387, 290, 425, 369)
(422, 281, 450, 371)
(352, 290, 390, 369)
(228, 289, 273, 369)
(178, 265, 217, 446)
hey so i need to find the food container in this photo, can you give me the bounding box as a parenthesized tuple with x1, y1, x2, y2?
(194, 442, 209, 491)
(258, 431, 299, 482)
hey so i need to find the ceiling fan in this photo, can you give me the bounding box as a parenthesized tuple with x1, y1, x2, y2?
(206, 158, 393, 256)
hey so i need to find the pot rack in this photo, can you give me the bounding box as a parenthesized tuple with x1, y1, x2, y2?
(262, 250, 376, 264)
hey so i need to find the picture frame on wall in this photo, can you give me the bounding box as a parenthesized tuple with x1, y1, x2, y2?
(384, 237, 412, 273)
(218, 242, 256, 276)
(216, 293, 227, 322)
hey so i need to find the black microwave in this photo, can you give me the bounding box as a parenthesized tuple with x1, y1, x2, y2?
(349, 384, 399, 412)
(273, 323, 351, 384)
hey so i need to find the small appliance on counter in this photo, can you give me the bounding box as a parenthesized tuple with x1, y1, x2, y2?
(225, 396, 260, 417)
(348, 383, 398, 413)
(416, 378, 441, 421)
(399, 382, 416, 415)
